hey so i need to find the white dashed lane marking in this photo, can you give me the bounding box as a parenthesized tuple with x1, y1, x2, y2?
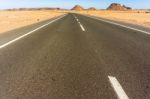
(79, 23, 85, 31)
(74, 16, 85, 32)
(108, 76, 129, 99)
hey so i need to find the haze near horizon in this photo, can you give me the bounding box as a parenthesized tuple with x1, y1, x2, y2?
(0, 0, 150, 9)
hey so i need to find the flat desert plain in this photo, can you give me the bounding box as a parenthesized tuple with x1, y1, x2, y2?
(0, 10, 65, 33)
(78, 10, 150, 28)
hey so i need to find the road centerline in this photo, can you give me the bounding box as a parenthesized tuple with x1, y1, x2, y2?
(108, 76, 129, 99)
(79, 23, 85, 32)
(74, 16, 85, 32)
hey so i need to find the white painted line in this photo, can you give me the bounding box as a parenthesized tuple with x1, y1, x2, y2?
(108, 76, 129, 99)
(79, 23, 85, 32)
(74, 15, 85, 32)
(0, 14, 66, 49)
(83, 14, 150, 35)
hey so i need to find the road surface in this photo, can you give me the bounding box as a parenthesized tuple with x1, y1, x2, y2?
(0, 13, 149, 99)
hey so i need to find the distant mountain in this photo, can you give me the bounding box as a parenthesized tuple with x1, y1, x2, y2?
(71, 5, 84, 11)
(5, 8, 61, 11)
(88, 7, 96, 10)
(107, 3, 132, 10)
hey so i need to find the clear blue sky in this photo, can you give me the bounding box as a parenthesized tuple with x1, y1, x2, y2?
(0, 0, 150, 9)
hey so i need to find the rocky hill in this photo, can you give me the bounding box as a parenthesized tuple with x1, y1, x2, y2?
(107, 3, 132, 10)
(71, 5, 84, 11)
(88, 7, 96, 10)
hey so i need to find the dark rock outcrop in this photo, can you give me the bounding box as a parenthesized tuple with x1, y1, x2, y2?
(107, 3, 132, 10)
(88, 7, 96, 10)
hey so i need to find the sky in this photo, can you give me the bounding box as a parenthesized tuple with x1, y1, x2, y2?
(0, 0, 150, 9)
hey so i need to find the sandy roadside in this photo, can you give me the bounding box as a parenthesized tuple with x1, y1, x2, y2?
(77, 10, 150, 28)
(0, 10, 66, 33)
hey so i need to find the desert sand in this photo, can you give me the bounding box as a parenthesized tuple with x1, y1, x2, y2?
(77, 10, 150, 28)
(0, 10, 65, 33)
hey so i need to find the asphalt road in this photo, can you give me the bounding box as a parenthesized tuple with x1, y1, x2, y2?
(0, 13, 150, 99)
